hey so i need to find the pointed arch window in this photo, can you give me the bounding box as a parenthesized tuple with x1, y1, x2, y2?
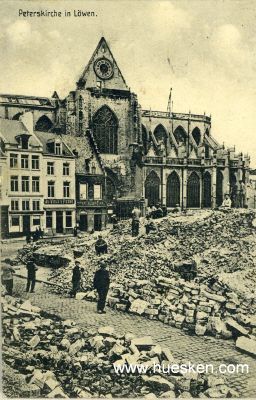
(173, 126, 187, 145)
(92, 106, 118, 154)
(166, 171, 180, 207)
(145, 171, 160, 206)
(35, 115, 53, 132)
(192, 127, 201, 146)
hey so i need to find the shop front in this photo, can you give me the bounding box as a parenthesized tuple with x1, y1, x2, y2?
(44, 199, 76, 235)
(76, 200, 107, 232)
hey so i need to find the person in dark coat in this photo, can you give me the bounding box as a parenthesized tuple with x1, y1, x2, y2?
(26, 260, 38, 293)
(71, 260, 81, 298)
(95, 235, 108, 256)
(93, 263, 110, 314)
(73, 226, 78, 237)
(26, 232, 31, 244)
(38, 227, 43, 239)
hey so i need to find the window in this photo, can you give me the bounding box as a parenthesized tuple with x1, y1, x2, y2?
(92, 106, 118, 154)
(33, 217, 40, 226)
(11, 216, 19, 226)
(63, 181, 70, 198)
(91, 162, 96, 174)
(32, 200, 40, 211)
(66, 211, 72, 228)
(55, 143, 61, 155)
(47, 162, 54, 175)
(22, 200, 30, 211)
(11, 176, 18, 192)
(22, 176, 29, 192)
(48, 181, 55, 197)
(20, 136, 29, 149)
(10, 154, 18, 168)
(63, 163, 70, 176)
(94, 184, 102, 200)
(32, 155, 39, 170)
(21, 155, 29, 169)
(46, 211, 52, 228)
(32, 177, 40, 193)
(11, 200, 19, 211)
(79, 183, 87, 199)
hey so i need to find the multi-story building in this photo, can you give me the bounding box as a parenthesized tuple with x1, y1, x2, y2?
(0, 113, 76, 237)
(0, 37, 251, 222)
(34, 130, 76, 235)
(0, 116, 44, 237)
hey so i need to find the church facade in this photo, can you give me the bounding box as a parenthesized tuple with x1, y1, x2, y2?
(0, 37, 250, 232)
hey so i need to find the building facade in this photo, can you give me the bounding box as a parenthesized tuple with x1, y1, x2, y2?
(0, 37, 251, 232)
(0, 114, 76, 237)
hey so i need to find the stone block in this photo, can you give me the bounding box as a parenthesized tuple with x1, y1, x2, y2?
(236, 336, 256, 356)
(98, 326, 115, 336)
(131, 336, 154, 349)
(28, 335, 40, 348)
(226, 318, 249, 336)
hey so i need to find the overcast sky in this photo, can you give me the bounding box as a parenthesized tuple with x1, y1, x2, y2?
(1, 0, 256, 166)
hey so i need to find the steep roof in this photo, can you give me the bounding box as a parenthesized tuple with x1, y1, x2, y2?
(63, 133, 105, 174)
(34, 131, 74, 157)
(77, 37, 129, 91)
(0, 118, 40, 147)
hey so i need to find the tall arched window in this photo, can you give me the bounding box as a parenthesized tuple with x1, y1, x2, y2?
(203, 172, 211, 207)
(192, 127, 201, 146)
(216, 170, 223, 206)
(166, 171, 180, 207)
(173, 126, 187, 145)
(92, 106, 118, 154)
(187, 172, 200, 208)
(35, 115, 53, 132)
(145, 171, 160, 206)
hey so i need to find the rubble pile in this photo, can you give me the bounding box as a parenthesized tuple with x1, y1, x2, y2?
(102, 276, 256, 342)
(16, 210, 256, 340)
(2, 294, 241, 398)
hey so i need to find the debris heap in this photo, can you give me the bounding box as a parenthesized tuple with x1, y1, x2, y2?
(2, 293, 241, 398)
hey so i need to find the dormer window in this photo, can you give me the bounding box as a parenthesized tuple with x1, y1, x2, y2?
(55, 142, 61, 155)
(16, 133, 30, 149)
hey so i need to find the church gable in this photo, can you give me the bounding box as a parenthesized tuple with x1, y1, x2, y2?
(77, 37, 129, 91)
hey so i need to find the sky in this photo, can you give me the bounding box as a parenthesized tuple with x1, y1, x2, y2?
(0, 0, 256, 166)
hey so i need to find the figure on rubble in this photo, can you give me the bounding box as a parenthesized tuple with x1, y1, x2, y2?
(131, 206, 141, 236)
(1, 262, 15, 295)
(145, 215, 157, 235)
(70, 260, 81, 298)
(110, 214, 118, 229)
(95, 235, 108, 256)
(220, 193, 232, 209)
(93, 262, 110, 314)
(26, 259, 38, 293)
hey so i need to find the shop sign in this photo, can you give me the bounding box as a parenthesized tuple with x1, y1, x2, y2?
(77, 200, 106, 207)
(44, 199, 75, 205)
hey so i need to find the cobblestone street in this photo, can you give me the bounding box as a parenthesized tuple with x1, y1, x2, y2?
(13, 277, 256, 398)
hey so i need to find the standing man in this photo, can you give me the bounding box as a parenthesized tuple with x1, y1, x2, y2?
(95, 235, 108, 256)
(71, 260, 81, 298)
(26, 260, 38, 293)
(1, 263, 15, 295)
(93, 262, 110, 314)
(131, 206, 141, 236)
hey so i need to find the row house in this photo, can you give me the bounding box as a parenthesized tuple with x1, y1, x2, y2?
(0, 114, 76, 238)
